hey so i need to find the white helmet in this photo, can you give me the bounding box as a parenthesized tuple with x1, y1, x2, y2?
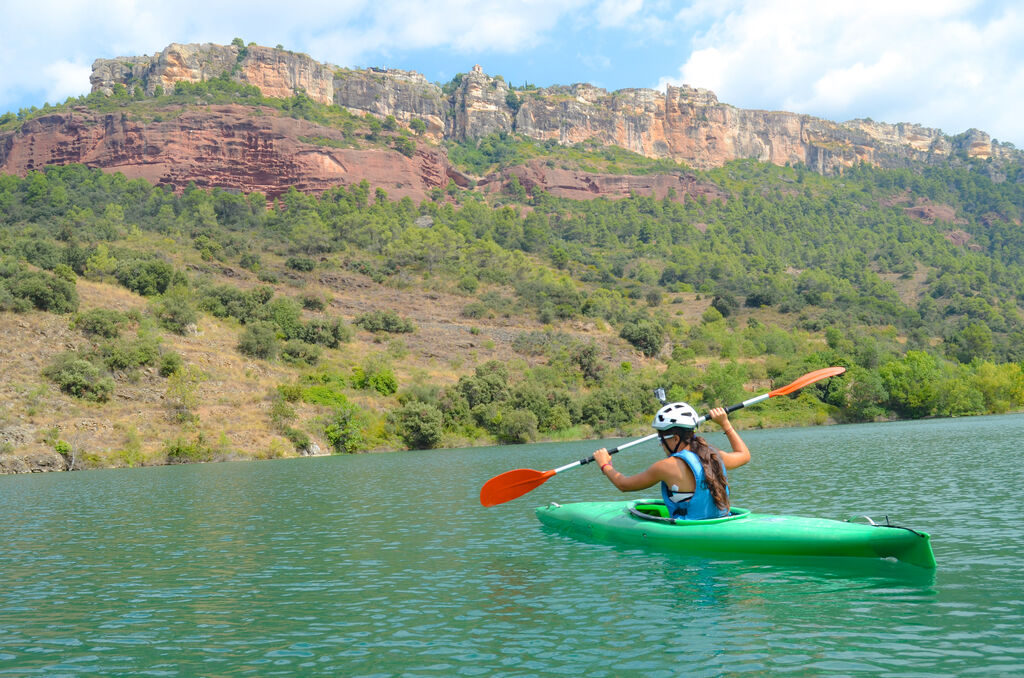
(652, 402, 700, 430)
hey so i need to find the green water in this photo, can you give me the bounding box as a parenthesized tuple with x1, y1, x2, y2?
(1, 415, 1022, 676)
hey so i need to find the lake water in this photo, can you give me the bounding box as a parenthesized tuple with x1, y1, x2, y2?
(1, 415, 1022, 676)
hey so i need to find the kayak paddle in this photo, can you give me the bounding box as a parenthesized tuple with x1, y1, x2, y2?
(479, 366, 846, 507)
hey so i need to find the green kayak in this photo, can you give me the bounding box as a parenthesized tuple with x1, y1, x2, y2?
(536, 499, 936, 569)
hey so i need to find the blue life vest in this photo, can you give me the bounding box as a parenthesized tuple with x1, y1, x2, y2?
(660, 449, 729, 521)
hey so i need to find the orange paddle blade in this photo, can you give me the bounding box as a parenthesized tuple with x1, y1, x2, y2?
(480, 468, 555, 507)
(770, 366, 846, 396)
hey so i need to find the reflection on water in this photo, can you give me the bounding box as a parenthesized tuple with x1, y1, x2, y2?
(0, 415, 1022, 675)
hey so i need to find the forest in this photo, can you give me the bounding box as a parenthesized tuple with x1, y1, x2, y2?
(2, 93, 1024, 464)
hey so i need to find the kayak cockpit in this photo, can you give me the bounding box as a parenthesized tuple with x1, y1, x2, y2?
(627, 500, 751, 525)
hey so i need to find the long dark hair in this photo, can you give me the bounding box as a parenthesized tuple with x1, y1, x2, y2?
(661, 428, 730, 512)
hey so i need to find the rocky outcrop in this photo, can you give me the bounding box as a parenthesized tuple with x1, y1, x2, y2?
(0, 450, 67, 474)
(450, 65, 516, 141)
(333, 68, 447, 137)
(0, 426, 67, 473)
(91, 43, 336, 104)
(92, 43, 241, 97)
(0, 106, 453, 201)
(88, 42, 1021, 175)
(0, 40, 1012, 204)
(2, 106, 726, 203)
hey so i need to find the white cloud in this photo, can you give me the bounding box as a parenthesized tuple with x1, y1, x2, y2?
(42, 60, 93, 105)
(659, 0, 1024, 145)
(594, 0, 644, 28)
(0, 0, 586, 113)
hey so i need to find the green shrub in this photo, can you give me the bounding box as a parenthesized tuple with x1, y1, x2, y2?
(389, 401, 444, 449)
(6, 271, 78, 313)
(285, 256, 316, 272)
(164, 436, 214, 463)
(99, 335, 161, 371)
(354, 309, 415, 333)
(42, 353, 115, 401)
(496, 408, 538, 444)
(283, 426, 311, 451)
(299, 318, 352, 347)
(352, 356, 398, 395)
(461, 301, 490, 319)
(72, 308, 127, 338)
(238, 322, 279, 359)
(114, 258, 178, 296)
(300, 293, 327, 310)
(711, 294, 738, 318)
(240, 253, 261, 271)
(159, 352, 184, 377)
(619, 318, 664, 357)
(277, 382, 303, 402)
(457, 276, 479, 294)
(0, 282, 28, 312)
(151, 286, 198, 334)
(281, 339, 322, 366)
(456, 360, 510, 408)
(198, 284, 272, 324)
(323, 402, 364, 453)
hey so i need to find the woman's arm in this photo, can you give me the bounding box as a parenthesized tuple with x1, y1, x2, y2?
(593, 447, 670, 492)
(709, 407, 750, 469)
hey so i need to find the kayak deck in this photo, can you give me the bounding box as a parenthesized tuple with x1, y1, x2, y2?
(536, 500, 936, 569)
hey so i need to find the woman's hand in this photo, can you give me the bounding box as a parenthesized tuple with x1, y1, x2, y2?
(593, 447, 611, 468)
(709, 407, 731, 429)
(709, 406, 750, 468)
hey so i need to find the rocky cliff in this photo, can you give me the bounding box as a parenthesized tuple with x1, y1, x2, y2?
(0, 105, 725, 203)
(87, 41, 1020, 174)
(2, 41, 1016, 202)
(0, 106, 463, 201)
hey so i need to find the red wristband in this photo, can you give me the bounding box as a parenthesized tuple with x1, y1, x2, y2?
(600, 463, 612, 472)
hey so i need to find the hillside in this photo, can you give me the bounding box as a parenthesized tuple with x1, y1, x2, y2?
(2, 41, 1024, 473)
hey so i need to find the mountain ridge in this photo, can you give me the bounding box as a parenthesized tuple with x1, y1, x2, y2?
(85, 41, 1020, 173)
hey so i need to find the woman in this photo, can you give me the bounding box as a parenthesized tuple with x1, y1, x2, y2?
(592, 402, 750, 520)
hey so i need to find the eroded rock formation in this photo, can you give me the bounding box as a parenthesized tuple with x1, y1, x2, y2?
(2, 41, 1018, 202)
(87, 42, 1018, 173)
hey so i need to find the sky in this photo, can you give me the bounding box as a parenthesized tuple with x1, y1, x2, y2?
(2, 0, 1023, 147)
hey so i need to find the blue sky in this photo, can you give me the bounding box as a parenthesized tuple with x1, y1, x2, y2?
(3, 0, 1023, 147)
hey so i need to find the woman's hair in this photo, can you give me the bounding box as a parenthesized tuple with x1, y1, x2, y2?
(663, 428, 730, 512)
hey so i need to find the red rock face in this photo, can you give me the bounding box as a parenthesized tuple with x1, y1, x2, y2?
(0, 106, 451, 201)
(0, 106, 724, 204)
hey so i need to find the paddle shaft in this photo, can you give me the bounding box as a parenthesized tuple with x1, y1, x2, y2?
(554, 392, 771, 474)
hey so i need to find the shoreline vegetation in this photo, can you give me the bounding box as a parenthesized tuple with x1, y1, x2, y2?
(3, 87, 1024, 472)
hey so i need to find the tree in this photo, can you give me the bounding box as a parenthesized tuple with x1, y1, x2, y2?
(496, 408, 538, 444)
(151, 285, 198, 334)
(840, 366, 888, 422)
(620, 318, 664, 357)
(7, 271, 78, 313)
(390, 401, 444, 449)
(946, 323, 994, 363)
(879, 351, 942, 418)
(324, 402, 365, 453)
